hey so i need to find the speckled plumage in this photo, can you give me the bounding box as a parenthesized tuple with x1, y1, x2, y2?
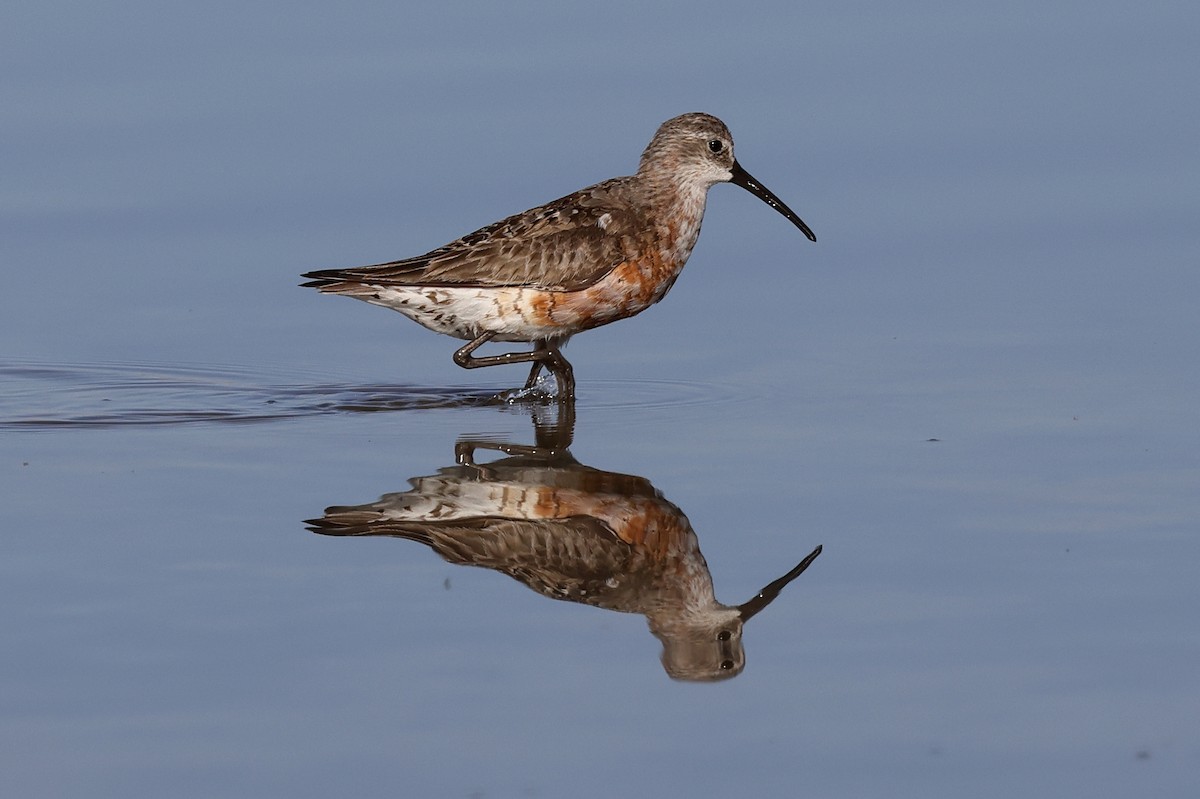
(307, 451, 822, 681)
(301, 113, 815, 396)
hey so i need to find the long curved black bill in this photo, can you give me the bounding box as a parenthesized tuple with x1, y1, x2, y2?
(729, 161, 816, 242)
(738, 544, 823, 621)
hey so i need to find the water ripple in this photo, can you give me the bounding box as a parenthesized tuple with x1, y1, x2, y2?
(0, 359, 744, 430)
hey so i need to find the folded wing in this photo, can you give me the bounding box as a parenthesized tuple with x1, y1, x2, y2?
(302, 178, 643, 292)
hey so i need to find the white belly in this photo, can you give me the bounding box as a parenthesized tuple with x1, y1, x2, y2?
(363, 285, 562, 342)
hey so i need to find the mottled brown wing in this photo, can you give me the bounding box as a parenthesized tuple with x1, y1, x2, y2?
(301, 177, 644, 292)
(307, 513, 638, 604)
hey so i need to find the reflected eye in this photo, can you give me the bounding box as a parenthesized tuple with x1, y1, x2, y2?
(720, 659, 735, 670)
(717, 630, 731, 641)
(707, 139, 724, 153)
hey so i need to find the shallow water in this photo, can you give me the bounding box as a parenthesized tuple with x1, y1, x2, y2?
(0, 359, 752, 430)
(4, 2, 1199, 797)
(4, 349, 1197, 796)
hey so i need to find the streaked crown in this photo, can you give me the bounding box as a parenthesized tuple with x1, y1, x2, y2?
(637, 112, 736, 188)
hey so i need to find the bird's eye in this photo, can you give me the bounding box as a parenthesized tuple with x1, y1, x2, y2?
(707, 139, 724, 153)
(720, 659, 735, 670)
(717, 630, 731, 641)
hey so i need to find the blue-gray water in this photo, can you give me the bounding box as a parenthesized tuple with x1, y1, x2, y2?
(3, 1, 1198, 797)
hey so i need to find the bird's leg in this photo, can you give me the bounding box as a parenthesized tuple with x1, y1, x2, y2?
(523, 342, 573, 385)
(543, 347, 574, 398)
(524, 363, 544, 389)
(453, 334, 575, 398)
(452, 331, 497, 367)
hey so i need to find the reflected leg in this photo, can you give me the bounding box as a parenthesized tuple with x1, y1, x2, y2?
(456, 395, 576, 467)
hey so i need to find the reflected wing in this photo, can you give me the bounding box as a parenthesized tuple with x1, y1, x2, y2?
(301, 178, 643, 292)
(308, 512, 636, 603)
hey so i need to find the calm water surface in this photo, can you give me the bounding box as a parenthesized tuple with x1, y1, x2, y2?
(4, 1, 1198, 797)
(3, 352, 1196, 797)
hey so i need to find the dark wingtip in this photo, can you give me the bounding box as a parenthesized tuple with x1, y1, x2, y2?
(301, 269, 343, 289)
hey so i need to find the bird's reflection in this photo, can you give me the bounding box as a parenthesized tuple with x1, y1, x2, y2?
(306, 400, 821, 681)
